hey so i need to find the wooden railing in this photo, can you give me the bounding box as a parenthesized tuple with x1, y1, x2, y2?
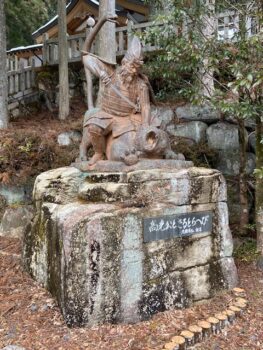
(43, 32, 87, 65)
(42, 13, 258, 66)
(7, 65, 36, 102)
(43, 21, 161, 65)
(115, 21, 161, 56)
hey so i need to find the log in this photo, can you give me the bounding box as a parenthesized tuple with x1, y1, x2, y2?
(233, 301, 247, 310)
(188, 325, 203, 343)
(197, 320, 211, 338)
(222, 309, 235, 324)
(235, 297, 248, 305)
(229, 305, 242, 317)
(164, 341, 179, 350)
(214, 313, 229, 329)
(170, 336, 186, 350)
(206, 317, 220, 334)
(232, 287, 246, 297)
(180, 330, 194, 347)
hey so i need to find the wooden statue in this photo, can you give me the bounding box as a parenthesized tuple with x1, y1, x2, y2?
(79, 15, 184, 166)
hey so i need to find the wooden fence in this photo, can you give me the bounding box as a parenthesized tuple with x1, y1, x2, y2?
(7, 65, 36, 102)
(43, 21, 163, 65)
(42, 12, 258, 66)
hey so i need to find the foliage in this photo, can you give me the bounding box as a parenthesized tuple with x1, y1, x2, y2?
(171, 138, 218, 167)
(233, 238, 260, 263)
(0, 129, 79, 185)
(143, 0, 263, 112)
(5, 0, 57, 49)
(254, 167, 263, 179)
(143, 0, 263, 241)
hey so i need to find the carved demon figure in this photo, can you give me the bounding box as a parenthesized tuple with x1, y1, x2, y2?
(79, 15, 183, 166)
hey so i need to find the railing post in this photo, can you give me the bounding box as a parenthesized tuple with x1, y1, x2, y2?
(32, 59, 36, 88)
(118, 30, 124, 53)
(127, 20, 134, 49)
(43, 33, 49, 65)
(14, 55, 18, 71)
(19, 61, 26, 93)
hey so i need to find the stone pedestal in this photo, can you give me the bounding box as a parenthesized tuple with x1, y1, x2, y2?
(23, 162, 238, 326)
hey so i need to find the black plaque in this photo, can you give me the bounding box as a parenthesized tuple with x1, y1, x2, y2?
(143, 211, 213, 243)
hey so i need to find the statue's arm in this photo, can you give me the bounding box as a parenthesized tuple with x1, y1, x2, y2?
(83, 55, 113, 81)
(140, 82, 151, 125)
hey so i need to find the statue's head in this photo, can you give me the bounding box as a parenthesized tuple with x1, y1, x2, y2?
(120, 36, 143, 82)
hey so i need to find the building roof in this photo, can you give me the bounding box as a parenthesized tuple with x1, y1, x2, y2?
(7, 44, 43, 55)
(32, 0, 148, 40)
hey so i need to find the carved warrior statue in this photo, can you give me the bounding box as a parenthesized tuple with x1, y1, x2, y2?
(79, 15, 184, 166)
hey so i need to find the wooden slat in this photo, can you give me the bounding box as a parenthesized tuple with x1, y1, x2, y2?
(118, 31, 124, 52)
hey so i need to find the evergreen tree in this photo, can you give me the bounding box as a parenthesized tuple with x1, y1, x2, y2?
(5, 0, 57, 49)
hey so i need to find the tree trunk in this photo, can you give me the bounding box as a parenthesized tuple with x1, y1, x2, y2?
(58, 0, 69, 120)
(0, 1, 8, 129)
(256, 116, 263, 268)
(238, 119, 249, 235)
(97, 0, 116, 108)
(98, 0, 116, 63)
(199, 0, 215, 98)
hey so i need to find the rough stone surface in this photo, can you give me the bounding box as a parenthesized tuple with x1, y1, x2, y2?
(73, 159, 193, 173)
(248, 131, 256, 152)
(167, 121, 208, 143)
(225, 115, 256, 130)
(246, 153, 256, 174)
(23, 165, 237, 326)
(79, 182, 130, 202)
(0, 205, 34, 238)
(218, 257, 238, 289)
(0, 195, 7, 221)
(176, 104, 220, 124)
(151, 105, 174, 129)
(0, 183, 33, 205)
(207, 122, 243, 152)
(33, 166, 83, 205)
(10, 108, 20, 118)
(57, 131, 82, 146)
(216, 151, 256, 176)
(226, 180, 253, 225)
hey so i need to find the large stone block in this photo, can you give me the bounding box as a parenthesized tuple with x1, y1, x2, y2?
(23, 165, 237, 326)
(167, 121, 208, 143)
(57, 131, 82, 146)
(207, 122, 242, 152)
(151, 105, 174, 129)
(33, 167, 83, 205)
(0, 205, 34, 238)
(216, 151, 256, 176)
(175, 104, 220, 123)
(0, 183, 33, 205)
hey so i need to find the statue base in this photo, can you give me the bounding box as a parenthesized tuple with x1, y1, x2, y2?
(23, 163, 237, 326)
(72, 159, 193, 172)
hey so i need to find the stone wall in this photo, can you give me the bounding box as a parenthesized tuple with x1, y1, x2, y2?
(23, 164, 237, 326)
(153, 103, 256, 225)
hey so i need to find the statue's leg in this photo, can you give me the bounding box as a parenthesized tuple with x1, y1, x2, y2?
(79, 127, 91, 161)
(87, 124, 106, 165)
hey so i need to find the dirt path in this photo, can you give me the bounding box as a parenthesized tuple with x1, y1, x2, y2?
(0, 237, 262, 350)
